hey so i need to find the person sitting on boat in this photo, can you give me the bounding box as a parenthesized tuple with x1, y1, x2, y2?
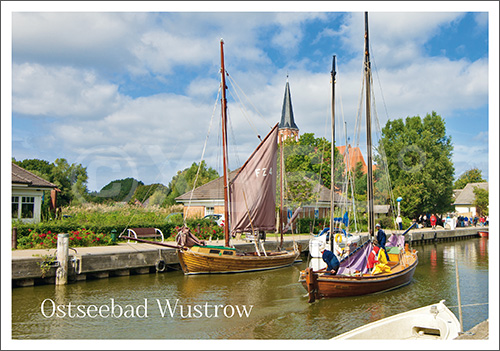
(367, 245, 379, 272)
(375, 223, 390, 262)
(321, 249, 340, 275)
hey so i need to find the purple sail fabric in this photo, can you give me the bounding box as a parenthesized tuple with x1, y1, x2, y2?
(338, 241, 373, 275)
(387, 234, 405, 248)
(229, 124, 278, 233)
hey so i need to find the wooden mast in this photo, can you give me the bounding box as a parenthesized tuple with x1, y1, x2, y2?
(364, 12, 375, 238)
(330, 55, 336, 252)
(220, 39, 230, 247)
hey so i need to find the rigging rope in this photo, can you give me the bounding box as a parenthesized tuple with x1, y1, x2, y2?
(118, 86, 222, 235)
(226, 73, 272, 130)
(184, 86, 222, 226)
(369, 48, 399, 229)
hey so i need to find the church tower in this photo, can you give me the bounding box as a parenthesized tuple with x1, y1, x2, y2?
(278, 78, 299, 142)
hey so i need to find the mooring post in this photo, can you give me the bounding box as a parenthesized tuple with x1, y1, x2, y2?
(56, 233, 69, 285)
(12, 227, 18, 249)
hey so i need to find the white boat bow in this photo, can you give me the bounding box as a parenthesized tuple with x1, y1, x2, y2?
(333, 300, 461, 340)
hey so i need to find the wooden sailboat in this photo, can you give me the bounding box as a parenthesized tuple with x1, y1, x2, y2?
(176, 39, 300, 274)
(299, 13, 418, 301)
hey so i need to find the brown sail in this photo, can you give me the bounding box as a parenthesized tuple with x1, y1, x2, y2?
(229, 123, 278, 233)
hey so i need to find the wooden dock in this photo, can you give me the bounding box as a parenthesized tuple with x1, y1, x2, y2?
(12, 226, 486, 287)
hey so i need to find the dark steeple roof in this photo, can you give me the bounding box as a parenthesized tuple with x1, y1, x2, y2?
(279, 80, 298, 130)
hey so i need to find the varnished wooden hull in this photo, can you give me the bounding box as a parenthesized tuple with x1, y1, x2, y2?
(299, 252, 418, 300)
(178, 245, 301, 274)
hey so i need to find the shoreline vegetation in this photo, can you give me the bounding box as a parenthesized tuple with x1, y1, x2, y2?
(12, 203, 382, 250)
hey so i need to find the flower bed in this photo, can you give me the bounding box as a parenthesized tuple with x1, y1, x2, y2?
(18, 228, 112, 249)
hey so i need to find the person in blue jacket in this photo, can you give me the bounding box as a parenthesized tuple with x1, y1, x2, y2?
(321, 249, 340, 275)
(375, 223, 390, 261)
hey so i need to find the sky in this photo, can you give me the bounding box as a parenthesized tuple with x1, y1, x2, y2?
(3, 2, 498, 195)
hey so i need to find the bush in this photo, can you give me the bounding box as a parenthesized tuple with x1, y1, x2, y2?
(12, 203, 226, 249)
(18, 228, 112, 249)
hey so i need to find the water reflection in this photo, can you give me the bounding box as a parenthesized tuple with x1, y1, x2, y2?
(12, 238, 488, 339)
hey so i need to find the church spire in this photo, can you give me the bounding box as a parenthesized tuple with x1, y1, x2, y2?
(278, 78, 299, 142)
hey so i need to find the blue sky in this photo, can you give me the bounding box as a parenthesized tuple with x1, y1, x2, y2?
(3, 2, 498, 193)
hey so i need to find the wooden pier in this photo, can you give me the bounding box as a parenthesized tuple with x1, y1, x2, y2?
(12, 227, 486, 287)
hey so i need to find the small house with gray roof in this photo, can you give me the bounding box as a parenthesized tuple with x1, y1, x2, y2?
(12, 163, 58, 223)
(453, 182, 488, 217)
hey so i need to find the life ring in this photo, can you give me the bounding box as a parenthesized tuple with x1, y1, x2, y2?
(155, 259, 166, 272)
(335, 233, 343, 244)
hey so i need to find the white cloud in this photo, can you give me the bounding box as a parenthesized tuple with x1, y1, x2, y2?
(12, 63, 126, 118)
(8, 11, 490, 190)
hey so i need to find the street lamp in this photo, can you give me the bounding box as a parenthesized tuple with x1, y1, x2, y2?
(396, 197, 403, 217)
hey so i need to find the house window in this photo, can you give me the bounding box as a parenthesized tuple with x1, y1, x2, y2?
(205, 207, 214, 215)
(21, 196, 35, 219)
(12, 196, 19, 219)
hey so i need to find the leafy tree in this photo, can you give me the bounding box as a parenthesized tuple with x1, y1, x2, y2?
(97, 178, 143, 202)
(473, 187, 489, 216)
(13, 158, 89, 207)
(129, 184, 169, 205)
(377, 112, 455, 218)
(14, 158, 53, 178)
(148, 186, 170, 206)
(164, 161, 219, 206)
(281, 133, 345, 206)
(129, 184, 159, 204)
(454, 168, 486, 189)
(345, 160, 367, 204)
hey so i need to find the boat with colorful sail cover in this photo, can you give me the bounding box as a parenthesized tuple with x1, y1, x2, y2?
(299, 12, 418, 301)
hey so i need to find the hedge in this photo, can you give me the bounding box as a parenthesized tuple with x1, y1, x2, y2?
(12, 218, 224, 249)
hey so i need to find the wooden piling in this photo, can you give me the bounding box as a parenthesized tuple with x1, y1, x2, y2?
(56, 233, 69, 285)
(12, 227, 18, 249)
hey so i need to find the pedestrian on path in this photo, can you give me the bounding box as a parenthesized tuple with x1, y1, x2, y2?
(430, 214, 437, 229)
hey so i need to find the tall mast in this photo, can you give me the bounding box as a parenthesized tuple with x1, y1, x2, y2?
(220, 39, 230, 247)
(330, 55, 336, 252)
(364, 12, 375, 237)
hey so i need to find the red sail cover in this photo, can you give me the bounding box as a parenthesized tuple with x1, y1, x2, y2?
(229, 124, 278, 233)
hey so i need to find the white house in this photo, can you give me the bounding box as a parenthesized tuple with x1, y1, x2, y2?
(453, 182, 488, 217)
(12, 163, 58, 223)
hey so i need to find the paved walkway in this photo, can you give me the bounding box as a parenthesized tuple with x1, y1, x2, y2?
(11, 234, 313, 260)
(12, 226, 485, 260)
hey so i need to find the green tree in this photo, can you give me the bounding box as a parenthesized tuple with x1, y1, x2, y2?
(129, 183, 160, 204)
(50, 158, 89, 206)
(347, 161, 367, 202)
(378, 112, 455, 218)
(97, 178, 143, 202)
(454, 168, 486, 189)
(164, 161, 219, 206)
(13, 158, 89, 207)
(281, 133, 345, 207)
(473, 187, 489, 216)
(148, 185, 170, 206)
(13, 158, 53, 178)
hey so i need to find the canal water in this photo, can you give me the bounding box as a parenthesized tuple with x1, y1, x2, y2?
(11, 238, 489, 340)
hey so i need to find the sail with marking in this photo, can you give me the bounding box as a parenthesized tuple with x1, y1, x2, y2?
(229, 123, 278, 233)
